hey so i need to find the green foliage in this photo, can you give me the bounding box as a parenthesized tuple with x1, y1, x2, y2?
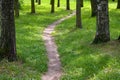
(54, 1, 120, 80)
(0, 0, 75, 79)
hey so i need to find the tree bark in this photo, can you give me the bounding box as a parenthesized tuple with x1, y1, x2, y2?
(31, 0, 35, 13)
(0, 0, 17, 61)
(14, 0, 19, 17)
(90, 0, 97, 17)
(93, 0, 110, 44)
(118, 36, 120, 40)
(117, 0, 120, 9)
(51, 0, 55, 13)
(36, 0, 37, 3)
(81, 0, 83, 7)
(38, 0, 41, 5)
(76, 0, 82, 28)
(66, 0, 70, 10)
(57, 0, 60, 7)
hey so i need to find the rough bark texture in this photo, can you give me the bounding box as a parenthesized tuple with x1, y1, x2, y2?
(90, 0, 97, 17)
(66, 0, 70, 10)
(117, 0, 120, 9)
(57, 0, 60, 7)
(51, 0, 55, 13)
(0, 0, 17, 61)
(76, 0, 82, 28)
(93, 0, 110, 44)
(31, 0, 35, 13)
(14, 0, 19, 17)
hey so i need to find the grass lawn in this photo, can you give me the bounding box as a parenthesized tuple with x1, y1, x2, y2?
(54, 0, 120, 80)
(0, 0, 76, 79)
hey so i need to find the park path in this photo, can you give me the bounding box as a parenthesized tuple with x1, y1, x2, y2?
(42, 11, 75, 80)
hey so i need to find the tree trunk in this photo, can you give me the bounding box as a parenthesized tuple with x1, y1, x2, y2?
(51, 0, 55, 13)
(36, 0, 37, 2)
(66, 0, 70, 10)
(90, 0, 97, 17)
(81, 0, 83, 7)
(76, 0, 82, 28)
(93, 0, 110, 44)
(117, 0, 120, 9)
(118, 36, 120, 40)
(0, 0, 17, 61)
(14, 0, 19, 17)
(57, 0, 60, 7)
(38, 0, 41, 5)
(31, 0, 35, 13)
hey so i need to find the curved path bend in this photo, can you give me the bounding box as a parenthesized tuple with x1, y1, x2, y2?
(42, 11, 75, 80)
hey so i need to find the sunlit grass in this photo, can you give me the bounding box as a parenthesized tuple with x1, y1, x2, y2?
(54, 0, 120, 80)
(0, 0, 75, 79)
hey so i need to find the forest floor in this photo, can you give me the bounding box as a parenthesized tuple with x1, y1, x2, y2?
(42, 11, 75, 80)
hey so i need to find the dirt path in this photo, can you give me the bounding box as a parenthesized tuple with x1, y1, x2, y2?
(42, 11, 75, 80)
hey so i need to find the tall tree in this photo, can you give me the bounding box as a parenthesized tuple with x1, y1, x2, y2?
(31, 0, 35, 13)
(38, 0, 41, 5)
(117, 0, 120, 9)
(90, 0, 97, 17)
(76, 0, 82, 28)
(57, 0, 60, 7)
(0, 0, 17, 61)
(66, 0, 70, 10)
(81, 0, 83, 7)
(118, 36, 120, 40)
(14, 0, 19, 17)
(51, 0, 55, 13)
(93, 0, 110, 43)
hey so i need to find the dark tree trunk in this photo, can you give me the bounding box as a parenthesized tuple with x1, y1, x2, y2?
(31, 0, 35, 13)
(81, 0, 83, 7)
(118, 36, 120, 40)
(51, 0, 55, 13)
(14, 0, 19, 17)
(0, 0, 17, 61)
(66, 0, 70, 10)
(93, 0, 110, 44)
(90, 0, 97, 17)
(36, 0, 37, 2)
(117, 0, 120, 9)
(76, 0, 82, 28)
(38, 0, 41, 5)
(112, 0, 115, 2)
(57, 0, 60, 7)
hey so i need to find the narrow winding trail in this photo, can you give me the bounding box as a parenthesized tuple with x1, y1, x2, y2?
(42, 11, 75, 80)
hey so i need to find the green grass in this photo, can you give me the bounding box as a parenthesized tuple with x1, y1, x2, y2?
(54, 0, 120, 80)
(0, 0, 75, 79)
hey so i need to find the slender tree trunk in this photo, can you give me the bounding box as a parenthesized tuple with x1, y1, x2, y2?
(31, 0, 35, 13)
(90, 0, 97, 17)
(118, 36, 120, 40)
(36, 0, 37, 2)
(93, 0, 110, 44)
(51, 0, 55, 13)
(81, 0, 83, 7)
(38, 0, 41, 5)
(76, 0, 82, 28)
(57, 0, 60, 7)
(0, 0, 17, 61)
(117, 0, 120, 9)
(14, 0, 19, 17)
(66, 0, 70, 10)
(112, 0, 115, 1)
